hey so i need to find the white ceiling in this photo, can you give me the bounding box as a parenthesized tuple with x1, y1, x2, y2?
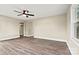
(0, 4, 70, 20)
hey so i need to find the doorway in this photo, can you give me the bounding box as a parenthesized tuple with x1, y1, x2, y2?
(19, 22, 24, 38)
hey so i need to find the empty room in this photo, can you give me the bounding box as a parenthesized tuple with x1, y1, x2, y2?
(0, 4, 79, 55)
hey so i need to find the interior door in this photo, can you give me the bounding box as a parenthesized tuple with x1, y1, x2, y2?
(19, 22, 24, 38)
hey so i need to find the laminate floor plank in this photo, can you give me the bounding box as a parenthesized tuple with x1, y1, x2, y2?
(0, 37, 71, 55)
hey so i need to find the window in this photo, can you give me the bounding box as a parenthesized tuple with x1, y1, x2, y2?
(74, 5, 79, 40)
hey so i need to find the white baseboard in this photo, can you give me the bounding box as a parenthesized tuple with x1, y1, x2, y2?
(0, 35, 19, 41)
(24, 35, 33, 37)
(34, 36, 67, 42)
(66, 41, 73, 55)
(66, 39, 79, 55)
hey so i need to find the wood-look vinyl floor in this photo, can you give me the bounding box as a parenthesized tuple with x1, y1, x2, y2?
(0, 37, 71, 55)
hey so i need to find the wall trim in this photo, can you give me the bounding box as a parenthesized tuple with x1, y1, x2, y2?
(66, 41, 73, 55)
(0, 35, 19, 41)
(66, 39, 79, 55)
(34, 36, 67, 42)
(24, 35, 33, 37)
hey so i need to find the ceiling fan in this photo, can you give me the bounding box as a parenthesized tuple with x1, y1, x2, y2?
(14, 9, 34, 18)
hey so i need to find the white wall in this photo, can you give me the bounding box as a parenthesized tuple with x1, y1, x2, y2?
(33, 14, 67, 42)
(67, 5, 79, 54)
(0, 15, 22, 41)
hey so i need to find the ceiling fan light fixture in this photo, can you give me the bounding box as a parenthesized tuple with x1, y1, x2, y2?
(23, 14, 26, 16)
(14, 9, 34, 18)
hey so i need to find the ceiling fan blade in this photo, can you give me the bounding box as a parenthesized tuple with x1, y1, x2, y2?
(14, 10, 22, 13)
(25, 14, 34, 16)
(17, 14, 23, 16)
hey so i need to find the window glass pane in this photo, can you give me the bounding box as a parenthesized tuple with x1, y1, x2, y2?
(77, 5, 79, 20)
(74, 22, 79, 39)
